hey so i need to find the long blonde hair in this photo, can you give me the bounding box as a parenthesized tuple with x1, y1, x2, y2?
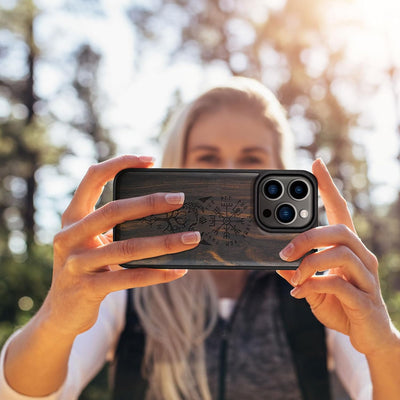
(133, 77, 295, 400)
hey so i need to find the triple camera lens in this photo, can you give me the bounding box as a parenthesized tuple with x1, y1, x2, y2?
(262, 179, 309, 225)
(258, 173, 315, 232)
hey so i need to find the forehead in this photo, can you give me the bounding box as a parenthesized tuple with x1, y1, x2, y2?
(187, 109, 275, 150)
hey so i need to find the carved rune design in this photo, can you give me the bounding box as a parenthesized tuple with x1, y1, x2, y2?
(141, 195, 252, 247)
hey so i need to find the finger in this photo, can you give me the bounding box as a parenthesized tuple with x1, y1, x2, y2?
(279, 224, 378, 274)
(66, 231, 201, 273)
(312, 158, 356, 233)
(290, 274, 368, 312)
(94, 268, 188, 295)
(62, 155, 155, 226)
(65, 192, 185, 246)
(276, 270, 296, 286)
(290, 246, 375, 293)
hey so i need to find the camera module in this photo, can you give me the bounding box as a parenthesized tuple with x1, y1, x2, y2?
(263, 179, 283, 200)
(257, 172, 316, 232)
(289, 180, 309, 200)
(276, 204, 296, 224)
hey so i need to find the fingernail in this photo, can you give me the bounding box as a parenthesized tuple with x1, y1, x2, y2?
(173, 269, 188, 277)
(279, 243, 294, 261)
(290, 287, 301, 298)
(139, 155, 156, 163)
(291, 269, 301, 286)
(181, 231, 201, 245)
(165, 192, 185, 205)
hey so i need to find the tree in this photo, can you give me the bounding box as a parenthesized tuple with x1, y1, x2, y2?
(127, 0, 371, 209)
(0, 0, 116, 345)
(126, 0, 400, 330)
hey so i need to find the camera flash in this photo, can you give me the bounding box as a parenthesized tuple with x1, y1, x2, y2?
(299, 209, 309, 219)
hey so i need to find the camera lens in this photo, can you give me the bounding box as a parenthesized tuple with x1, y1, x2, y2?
(264, 180, 283, 199)
(289, 180, 309, 200)
(276, 204, 296, 224)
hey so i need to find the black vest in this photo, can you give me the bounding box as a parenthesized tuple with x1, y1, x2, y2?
(111, 275, 330, 400)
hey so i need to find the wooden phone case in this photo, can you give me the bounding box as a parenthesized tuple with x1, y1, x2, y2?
(113, 168, 318, 270)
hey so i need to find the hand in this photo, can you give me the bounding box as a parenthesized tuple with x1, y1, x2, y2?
(42, 155, 200, 337)
(277, 158, 398, 357)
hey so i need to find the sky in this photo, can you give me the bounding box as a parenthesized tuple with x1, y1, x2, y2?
(8, 0, 400, 242)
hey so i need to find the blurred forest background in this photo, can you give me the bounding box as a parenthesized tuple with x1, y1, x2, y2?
(1, 0, 400, 398)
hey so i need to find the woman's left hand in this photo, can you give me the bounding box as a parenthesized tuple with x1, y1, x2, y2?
(277, 158, 398, 358)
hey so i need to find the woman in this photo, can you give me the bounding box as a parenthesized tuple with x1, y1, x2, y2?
(1, 77, 399, 400)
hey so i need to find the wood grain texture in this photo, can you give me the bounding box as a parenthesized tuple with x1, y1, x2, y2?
(113, 169, 318, 270)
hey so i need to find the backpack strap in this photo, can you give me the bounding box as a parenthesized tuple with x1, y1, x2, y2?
(111, 288, 148, 400)
(277, 277, 331, 400)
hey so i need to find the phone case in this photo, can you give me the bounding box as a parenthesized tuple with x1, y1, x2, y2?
(113, 168, 318, 270)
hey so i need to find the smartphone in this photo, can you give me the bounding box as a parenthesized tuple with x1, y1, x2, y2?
(113, 168, 318, 270)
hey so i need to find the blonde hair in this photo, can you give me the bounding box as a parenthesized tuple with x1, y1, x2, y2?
(162, 76, 295, 169)
(133, 77, 296, 400)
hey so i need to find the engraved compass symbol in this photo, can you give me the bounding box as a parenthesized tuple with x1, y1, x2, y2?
(200, 195, 252, 247)
(141, 201, 204, 234)
(140, 195, 251, 247)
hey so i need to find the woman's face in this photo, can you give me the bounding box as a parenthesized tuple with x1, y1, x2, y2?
(184, 108, 279, 169)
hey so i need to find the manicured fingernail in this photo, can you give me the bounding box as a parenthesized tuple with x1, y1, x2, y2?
(290, 286, 301, 298)
(139, 155, 156, 163)
(165, 192, 185, 205)
(291, 269, 301, 286)
(279, 243, 294, 261)
(181, 231, 201, 245)
(173, 269, 188, 277)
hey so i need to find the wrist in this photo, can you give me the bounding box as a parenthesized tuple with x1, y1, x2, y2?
(365, 324, 400, 362)
(34, 297, 79, 342)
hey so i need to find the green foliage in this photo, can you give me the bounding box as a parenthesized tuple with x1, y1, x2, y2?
(0, 244, 53, 347)
(0, 1, 116, 397)
(1, 0, 400, 398)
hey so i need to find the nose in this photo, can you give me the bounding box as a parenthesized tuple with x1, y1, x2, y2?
(220, 159, 236, 169)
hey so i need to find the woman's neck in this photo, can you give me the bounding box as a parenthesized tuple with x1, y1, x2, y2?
(209, 269, 250, 299)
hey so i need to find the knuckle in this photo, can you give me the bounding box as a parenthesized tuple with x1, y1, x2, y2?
(336, 223, 351, 237)
(119, 239, 135, 259)
(65, 254, 81, 274)
(130, 268, 145, 284)
(162, 235, 175, 253)
(100, 201, 120, 220)
(86, 164, 98, 179)
(144, 193, 158, 213)
(337, 245, 352, 262)
(299, 228, 314, 244)
(368, 251, 379, 270)
(53, 230, 68, 252)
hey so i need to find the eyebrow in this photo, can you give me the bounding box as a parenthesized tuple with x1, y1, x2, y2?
(189, 145, 219, 152)
(242, 146, 271, 155)
(189, 145, 271, 154)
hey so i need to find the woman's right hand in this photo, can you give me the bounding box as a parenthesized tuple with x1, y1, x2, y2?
(41, 155, 200, 337)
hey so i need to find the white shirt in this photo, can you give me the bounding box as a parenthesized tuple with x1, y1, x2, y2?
(0, 290, 372, 400)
